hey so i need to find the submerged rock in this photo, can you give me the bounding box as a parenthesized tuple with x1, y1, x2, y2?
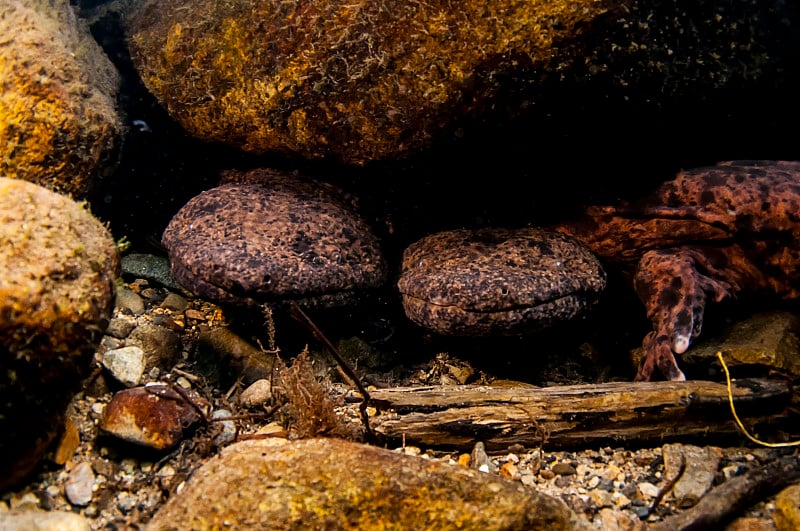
(99, 384, 208, 450)
(0, 0, 121, 197)
(680, 311, 800, 379)
(127, 0, 613, 163)
(146, 437, 590, 530)
(162, 168, 387, 309)
(0, 177, 119, 490)
(126, 0, 797, 166)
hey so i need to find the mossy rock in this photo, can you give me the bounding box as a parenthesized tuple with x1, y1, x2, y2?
(127, 0, 796, 166)
(0, 177, 120, 490)
(0, 0, 121, 197)
(127, 0, 612, 164)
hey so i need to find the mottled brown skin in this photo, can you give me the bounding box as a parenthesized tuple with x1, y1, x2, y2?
(162, 169, 387, 309)
(397, 228, 607, 335)
(555, 160, 800, 381)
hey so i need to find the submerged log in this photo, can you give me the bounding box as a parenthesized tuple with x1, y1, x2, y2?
(368, 379, 791, 451)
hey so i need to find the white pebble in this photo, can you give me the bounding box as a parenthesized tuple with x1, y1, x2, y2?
(102, 346, 145, 387)
(65, 462, 95, 507)
(638, 481, 661, 498)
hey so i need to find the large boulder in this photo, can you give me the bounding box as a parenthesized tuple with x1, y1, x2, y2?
(126, 0, 614, 164)
(0, 0, 121, 197)
(0, 177, 120, 490)
(146, 437, 590, 530)
(126, 0, 798, 166)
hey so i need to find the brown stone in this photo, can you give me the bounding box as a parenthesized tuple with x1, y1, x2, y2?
(99, 385, 208, 450)
(0, 0, 121, 197)
(0, 177, 119, 490)
(147, 437, 590, 530)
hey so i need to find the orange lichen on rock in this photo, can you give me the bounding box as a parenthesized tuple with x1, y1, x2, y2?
(128, 0, 615, 164)
(0, 0, 121, 197)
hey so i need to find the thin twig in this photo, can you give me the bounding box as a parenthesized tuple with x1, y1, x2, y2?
(288, 302, 375, 440)
(649, 452, 686, 515)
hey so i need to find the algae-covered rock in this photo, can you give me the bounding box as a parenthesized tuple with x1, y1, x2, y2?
(0, 177, 120, 490)
(0, 0, 121, 197)
(127, 0, 614, 164)
(127, 0, 797, 166)
(146, 437, 590, 530)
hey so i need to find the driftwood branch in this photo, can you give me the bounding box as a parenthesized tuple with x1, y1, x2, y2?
(368, 379, 791, 451)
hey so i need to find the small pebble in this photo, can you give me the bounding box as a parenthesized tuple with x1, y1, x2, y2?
(500, 461, 520, 480)
(185, 309, 206, 320)
(638, 481, 660, 498)
(105, 316, 137, 339)
(470, 442, 496, 473)
(598, 478, 615, 492)
(240, 379, 272, 407)
(552, 462, 577, 476)
(554, 475, 572, 487)
(255, 422, 286, 436)
(161, 292, 188, 312)
(157, 465, 177, 480)
(116, 287, 145, 315)
(588, 488, 614, 508)
(102, 346, 145, 387)
(596, 507, 641, 531)
(128, 324, 182, 370)
(140, 287, 163, 301)
(65, 462, 95, 507)
(663, 443, 719, 509)
(613, 492, 631, 508)
(9, 492, 40, 510)
(630, 504, 651, 519)
(99, 385, 206, 450)
(117, 491, 138, 513)
(540, 469, 556, 480)
(722, 463, 747, 480)
(211, 409, 236, 446)
(599, 464, 623, 481)
(397, 446, 421, 456)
